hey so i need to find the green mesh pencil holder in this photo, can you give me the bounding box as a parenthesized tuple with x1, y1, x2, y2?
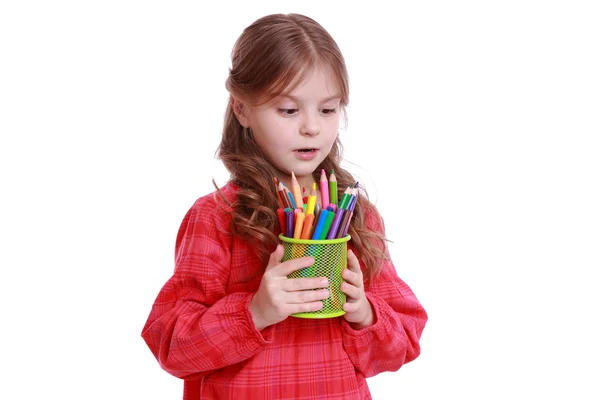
(279, 233, 351, 319)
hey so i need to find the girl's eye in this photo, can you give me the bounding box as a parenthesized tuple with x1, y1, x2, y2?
(322, 108, 337, 115)
(278, 108, 298, 115)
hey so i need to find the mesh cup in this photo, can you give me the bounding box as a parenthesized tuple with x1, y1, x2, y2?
(279, 233, 351, 319)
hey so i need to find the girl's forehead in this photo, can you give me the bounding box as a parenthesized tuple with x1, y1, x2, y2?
(278, 67, 341, 101)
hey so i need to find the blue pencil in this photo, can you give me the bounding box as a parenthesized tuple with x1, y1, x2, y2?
(311, 209, 330, 240)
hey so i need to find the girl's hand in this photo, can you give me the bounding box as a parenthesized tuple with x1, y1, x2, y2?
(250, 244, 330, 330)
(341, 249, 374, 329)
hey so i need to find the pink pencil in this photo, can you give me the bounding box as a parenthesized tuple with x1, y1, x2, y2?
(319, 169, 329, 208)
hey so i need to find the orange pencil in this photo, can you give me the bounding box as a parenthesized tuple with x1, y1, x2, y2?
(291, 171, 304, 210)
(293, 212, 305, 239)
(300, 213, 315, 239)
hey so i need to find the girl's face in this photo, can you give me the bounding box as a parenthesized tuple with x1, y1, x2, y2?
(239, 67, 341, 189)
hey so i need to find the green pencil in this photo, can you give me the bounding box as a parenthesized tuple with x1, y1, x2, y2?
(329, 169, 338, 206)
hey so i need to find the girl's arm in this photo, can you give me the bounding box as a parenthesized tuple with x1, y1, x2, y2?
(341, 206, 428, 378)
(141, 195, 274, 380)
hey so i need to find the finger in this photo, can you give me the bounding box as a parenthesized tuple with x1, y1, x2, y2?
(282, 277, 329, 292)
(276, 256, 315, 276)
(347, 249, 361, 273)
(285, 288, 330, 304)
(265, 244, 284, 271)
(342, 268, 362, 288)
(343, 301, 360, 313)
(340, 281, 362, 300)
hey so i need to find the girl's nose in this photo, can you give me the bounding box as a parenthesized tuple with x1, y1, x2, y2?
(300, 113, 320, 136)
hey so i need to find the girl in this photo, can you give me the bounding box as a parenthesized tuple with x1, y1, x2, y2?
(142, 13, 427, 399)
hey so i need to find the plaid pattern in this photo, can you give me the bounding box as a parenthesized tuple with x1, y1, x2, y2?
(142, 182, 427, 399)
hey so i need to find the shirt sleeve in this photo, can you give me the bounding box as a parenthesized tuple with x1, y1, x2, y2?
(141, 193, 274, 380)
(341, 204, 428, 378)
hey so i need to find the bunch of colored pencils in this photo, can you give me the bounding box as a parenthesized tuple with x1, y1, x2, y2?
(275, 169, 359, 240)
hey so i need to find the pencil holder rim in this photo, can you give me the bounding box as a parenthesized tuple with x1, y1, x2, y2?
(278, 233, 351, 245)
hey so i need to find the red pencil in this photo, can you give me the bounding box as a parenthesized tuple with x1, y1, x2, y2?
(274, 177, 286, 208)
(278, 182, 292, 209)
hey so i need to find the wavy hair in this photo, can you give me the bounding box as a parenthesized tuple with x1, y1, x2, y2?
(215, 13, 388, 282)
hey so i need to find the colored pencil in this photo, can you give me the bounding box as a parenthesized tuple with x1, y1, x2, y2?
(277, 181, 291, 209)
(326, 208, 346, 239)
(339, 184, 353, 209)
(277, 208, 286, 234)
(320, 169, 329, 208)
(306, 183, 317, 215)
(300, 213, 315, 239)
(291, 171, 304, 210)
(329, 169, 338, 206)
(285, 208, 294, 238)
(274, 177, 285, 208)
(338, 187, 359, 238)
(311, 209, 329, 240)
(319, 206, 336, 239)
(293, 212, 305, 239)
(287, 190, 296, 209)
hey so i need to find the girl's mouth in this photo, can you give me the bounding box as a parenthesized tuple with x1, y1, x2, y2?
(294, 148, 319, 160)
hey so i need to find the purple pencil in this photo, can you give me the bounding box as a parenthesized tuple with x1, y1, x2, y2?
(326, 208, 346, 239)
(285, 208, 294, 238)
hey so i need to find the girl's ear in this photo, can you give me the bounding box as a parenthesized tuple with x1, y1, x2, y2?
(231, 96, 250, 128)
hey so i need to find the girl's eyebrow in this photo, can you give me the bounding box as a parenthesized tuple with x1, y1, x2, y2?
(281, 94, 341, 103)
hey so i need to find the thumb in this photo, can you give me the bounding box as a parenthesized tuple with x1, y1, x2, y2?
(266, 244, 284, 270)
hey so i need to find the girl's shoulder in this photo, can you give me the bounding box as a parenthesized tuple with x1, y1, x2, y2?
(184, 181, 239, 227)
(192, 181, 238, 210)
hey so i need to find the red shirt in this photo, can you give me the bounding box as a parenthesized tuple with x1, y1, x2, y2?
(142, 182, 427, 399)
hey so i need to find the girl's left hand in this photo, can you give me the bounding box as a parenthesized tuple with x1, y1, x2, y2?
(340, 249, 374, 329)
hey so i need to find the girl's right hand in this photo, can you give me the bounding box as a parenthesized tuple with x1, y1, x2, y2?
(249, 244, 330, 330)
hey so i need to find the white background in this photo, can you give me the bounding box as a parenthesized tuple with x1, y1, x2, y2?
(1, 1, 599, 399)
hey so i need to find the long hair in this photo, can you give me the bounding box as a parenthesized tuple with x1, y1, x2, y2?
(215, 13, 388, 282)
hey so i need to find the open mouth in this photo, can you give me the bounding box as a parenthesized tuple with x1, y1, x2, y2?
(295, 148, 317, 153)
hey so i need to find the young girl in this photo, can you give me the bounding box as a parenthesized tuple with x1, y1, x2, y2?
(142, 13, 427, 399)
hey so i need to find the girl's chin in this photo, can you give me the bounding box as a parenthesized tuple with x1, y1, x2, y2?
(277, 163, 319, 178)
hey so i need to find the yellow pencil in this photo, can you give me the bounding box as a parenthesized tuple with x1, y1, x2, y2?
(306, 183, 317, 215)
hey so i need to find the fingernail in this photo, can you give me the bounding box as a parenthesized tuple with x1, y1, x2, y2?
(320, 278, 328, 286)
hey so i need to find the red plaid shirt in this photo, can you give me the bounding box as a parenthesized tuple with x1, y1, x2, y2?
(142, 182, 427, 399)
